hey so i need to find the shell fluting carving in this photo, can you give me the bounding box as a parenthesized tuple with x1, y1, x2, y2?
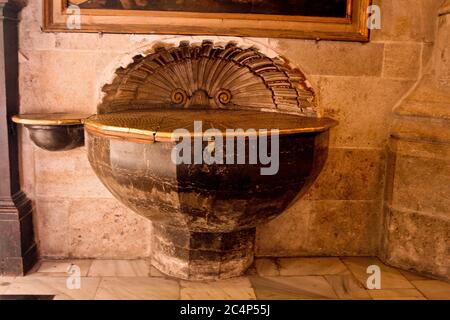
(99, 40, 317, 116)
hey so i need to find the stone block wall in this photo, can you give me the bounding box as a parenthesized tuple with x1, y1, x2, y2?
(383, 139, 450, 279)
(381, 0, 450, 280)
(256, 0, 442, 258)
(16, 0, 444, 270)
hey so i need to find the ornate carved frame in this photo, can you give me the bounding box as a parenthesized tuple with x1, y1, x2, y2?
(44, 0, 371, 41)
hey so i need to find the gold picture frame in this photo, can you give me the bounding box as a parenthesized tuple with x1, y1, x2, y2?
(43, 0, 371, 41)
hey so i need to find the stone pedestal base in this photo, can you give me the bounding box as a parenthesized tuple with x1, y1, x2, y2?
(151, 224, 255, 280)
(0, 192, 38, 276)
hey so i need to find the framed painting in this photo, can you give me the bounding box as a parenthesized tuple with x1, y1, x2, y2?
(43, 0, 371, 41)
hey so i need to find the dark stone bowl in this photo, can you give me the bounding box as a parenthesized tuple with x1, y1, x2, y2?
(86, 129, 331, 280)
(25, 125, 84, 152)
(12, 113, 89, 152)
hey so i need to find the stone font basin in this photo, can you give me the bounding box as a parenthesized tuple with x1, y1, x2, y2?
(84, 108, 337, 280)
(12, 113, 88, 151)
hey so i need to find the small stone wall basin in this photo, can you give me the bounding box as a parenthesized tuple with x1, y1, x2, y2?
(12, 113, 89, 151)
(84, 108, 337, 280)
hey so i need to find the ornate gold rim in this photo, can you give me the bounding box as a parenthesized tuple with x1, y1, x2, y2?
(84, 110, 338, 143)
(85, 122, 338, 141)
(12, 113, 91, 126)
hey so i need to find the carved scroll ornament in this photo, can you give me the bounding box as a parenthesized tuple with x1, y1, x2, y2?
(100, 40, 317, 116)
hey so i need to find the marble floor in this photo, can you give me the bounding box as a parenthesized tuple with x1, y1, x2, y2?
(0, 257, 449, 300)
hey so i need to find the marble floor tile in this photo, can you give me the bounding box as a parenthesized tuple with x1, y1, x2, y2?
(325, 274, 371, 300)
(3, 277, 101, 300)
(278, 258, 348, 276)
(180, 278, 256, 300)
(250, 276, 338, 300)
(399, 270, 429, 281)
(149, 266, 166, 277)
(0, 277, 15, 294)
(95, 277, 180, 300)
(1, 258, 441, 301)
(411, 280, 450, 300)
(29, 260, 92, 277)
(368, 289, 426, 300)
(342, 257, 413, 289)
(88, 260, 149, 277)
(255, 259, 279, 277)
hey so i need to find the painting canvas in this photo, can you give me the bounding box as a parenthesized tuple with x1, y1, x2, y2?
(69, 0, 349, 18)
(44, 0, 371, 41)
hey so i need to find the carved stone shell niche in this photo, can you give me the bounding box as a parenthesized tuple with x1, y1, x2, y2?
(99, 40, 317, 116)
